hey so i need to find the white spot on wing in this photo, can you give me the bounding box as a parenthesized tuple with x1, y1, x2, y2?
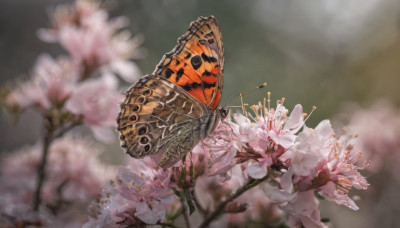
(188, 105, 194, 115)
(166, 92, 179, 104)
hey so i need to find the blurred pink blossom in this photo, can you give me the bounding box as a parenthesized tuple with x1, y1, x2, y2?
(0, 136, 114, 226)
(65, 74, 124, 142)
(38, 0, 144, 82)
(227, 182, 283, 226)
(280, 191, 327, 228)
(335, 100, 400, 174)
(6, 54, 78, 112)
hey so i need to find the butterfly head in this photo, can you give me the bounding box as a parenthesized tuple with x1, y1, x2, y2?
(217, 108, 230, 119)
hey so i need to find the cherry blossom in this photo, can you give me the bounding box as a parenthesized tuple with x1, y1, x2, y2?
(5, 54, 78, 112)
(234, 103, 304, 179)
(85, 157, 178, 226)
(86, 95, 369, 228)
(38, 0, 144, 82)
(280, 191, 328, 228)
(280, 120, 368, 210)
(65, 74, 124, 142)
(336, 100, 400, 173)
(0, 136, 114, 227)
(193, 119, 242, 177)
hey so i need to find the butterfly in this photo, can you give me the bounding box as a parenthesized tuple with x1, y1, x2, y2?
(117, 16, 228, 168)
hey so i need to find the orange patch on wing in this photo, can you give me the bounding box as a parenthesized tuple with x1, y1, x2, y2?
(186, 87, 207, 105)
(202, 75, 217, 84)
(154, 16, 224, 109)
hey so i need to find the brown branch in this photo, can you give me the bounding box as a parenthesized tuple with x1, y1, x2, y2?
(32, 120, 80, 211)
(32, 133, 52, 211)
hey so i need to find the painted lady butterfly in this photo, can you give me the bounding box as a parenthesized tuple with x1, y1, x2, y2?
(117, 16, 228, 168)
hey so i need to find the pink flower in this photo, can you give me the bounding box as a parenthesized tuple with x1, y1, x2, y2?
(38, 0, 144, 82)
(234, 103, 304, 179)
(280, 191, 328, 228)
(0, 136, 113, 205)
(279, 120, 368, 210)
(5, 54, 78, 112)
(0, 136, 114, 227)
(193, 120, 242, 177)
(279, 120, 335, 192)
(38, 0, 99, 41)
(65, 74, 123, 142)
(315, 134, 368, 210)
(86, 158, 177, 226)
(261, 183, 297, 204)
(163, 120, 242, 188)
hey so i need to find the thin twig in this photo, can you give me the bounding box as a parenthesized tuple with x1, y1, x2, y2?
(52, 120, 81, 139)
(198, 176, 268, 228)
(191, 190, 207, 216)
(178, 191, 192, 228)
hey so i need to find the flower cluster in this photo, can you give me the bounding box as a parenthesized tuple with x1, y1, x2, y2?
(37, 0, 145, 82)
(335, 100, 400, 174)
(89, 97, 369, 228)
(85, 158, 178, 227)
(3, 0, 143, 143)
(0, 136, 114, 227)
(0, 0, 144, 227)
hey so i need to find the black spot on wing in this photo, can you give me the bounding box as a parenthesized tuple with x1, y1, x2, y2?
(176, 68, 184, 82)
(182, 82, 216, 91)
(165, 68, 174, 78)
(202, 70, 212, 76)
(205, 32, 214, 38)
(201, 53, 217, 63)
(202, 82, 216, 89)
(191, 55, 202, 70)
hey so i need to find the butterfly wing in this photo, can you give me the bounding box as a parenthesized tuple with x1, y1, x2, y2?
(117, 74, 216, 168)
(154, 16, 224, 110)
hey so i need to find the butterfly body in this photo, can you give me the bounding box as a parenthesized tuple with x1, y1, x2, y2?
(117, 16, 226, 168)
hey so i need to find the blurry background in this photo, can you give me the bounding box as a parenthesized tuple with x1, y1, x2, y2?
(1, 0, 400, 227)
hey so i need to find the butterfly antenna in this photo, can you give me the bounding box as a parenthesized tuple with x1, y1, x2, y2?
(222, 82, 267, 112)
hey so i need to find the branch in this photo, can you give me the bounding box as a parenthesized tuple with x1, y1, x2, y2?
(198, 176, 268, 228)
(32, 119, 80, 211)
(178, 191, 192, 228)
(32, 133, 52, 211)
(191, 190, 207, 216)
